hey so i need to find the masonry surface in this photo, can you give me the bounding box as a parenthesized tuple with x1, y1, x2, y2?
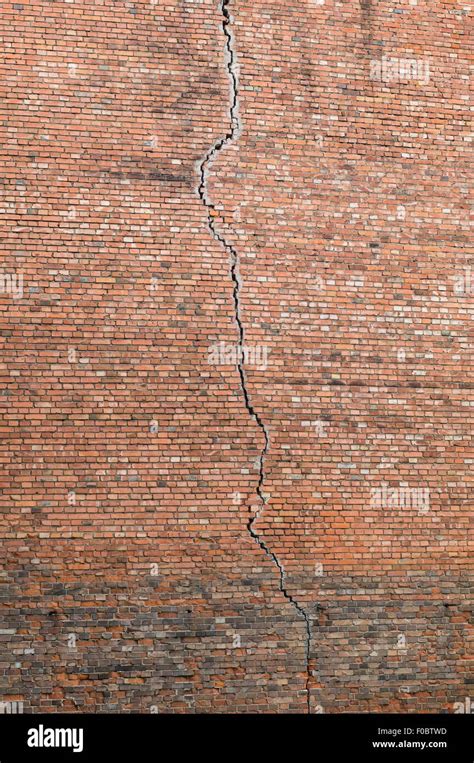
(1, 0, 472, 712)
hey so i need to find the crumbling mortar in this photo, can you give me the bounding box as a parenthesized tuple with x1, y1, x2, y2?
(197, 0, 313, 712)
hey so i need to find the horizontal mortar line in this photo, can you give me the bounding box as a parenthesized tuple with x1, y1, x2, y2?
(249, 380, 474, 391)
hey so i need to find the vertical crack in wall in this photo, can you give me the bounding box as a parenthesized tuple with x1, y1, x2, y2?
(197, 0, 312, 713)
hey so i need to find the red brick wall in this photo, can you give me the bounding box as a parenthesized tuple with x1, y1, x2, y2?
(1, 0, 472, 712)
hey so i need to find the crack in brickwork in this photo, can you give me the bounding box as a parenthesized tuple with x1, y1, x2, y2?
(197, 0, 312, 713)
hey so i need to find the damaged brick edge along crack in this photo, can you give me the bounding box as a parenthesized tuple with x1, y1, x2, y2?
(196, 0, 313, 712)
